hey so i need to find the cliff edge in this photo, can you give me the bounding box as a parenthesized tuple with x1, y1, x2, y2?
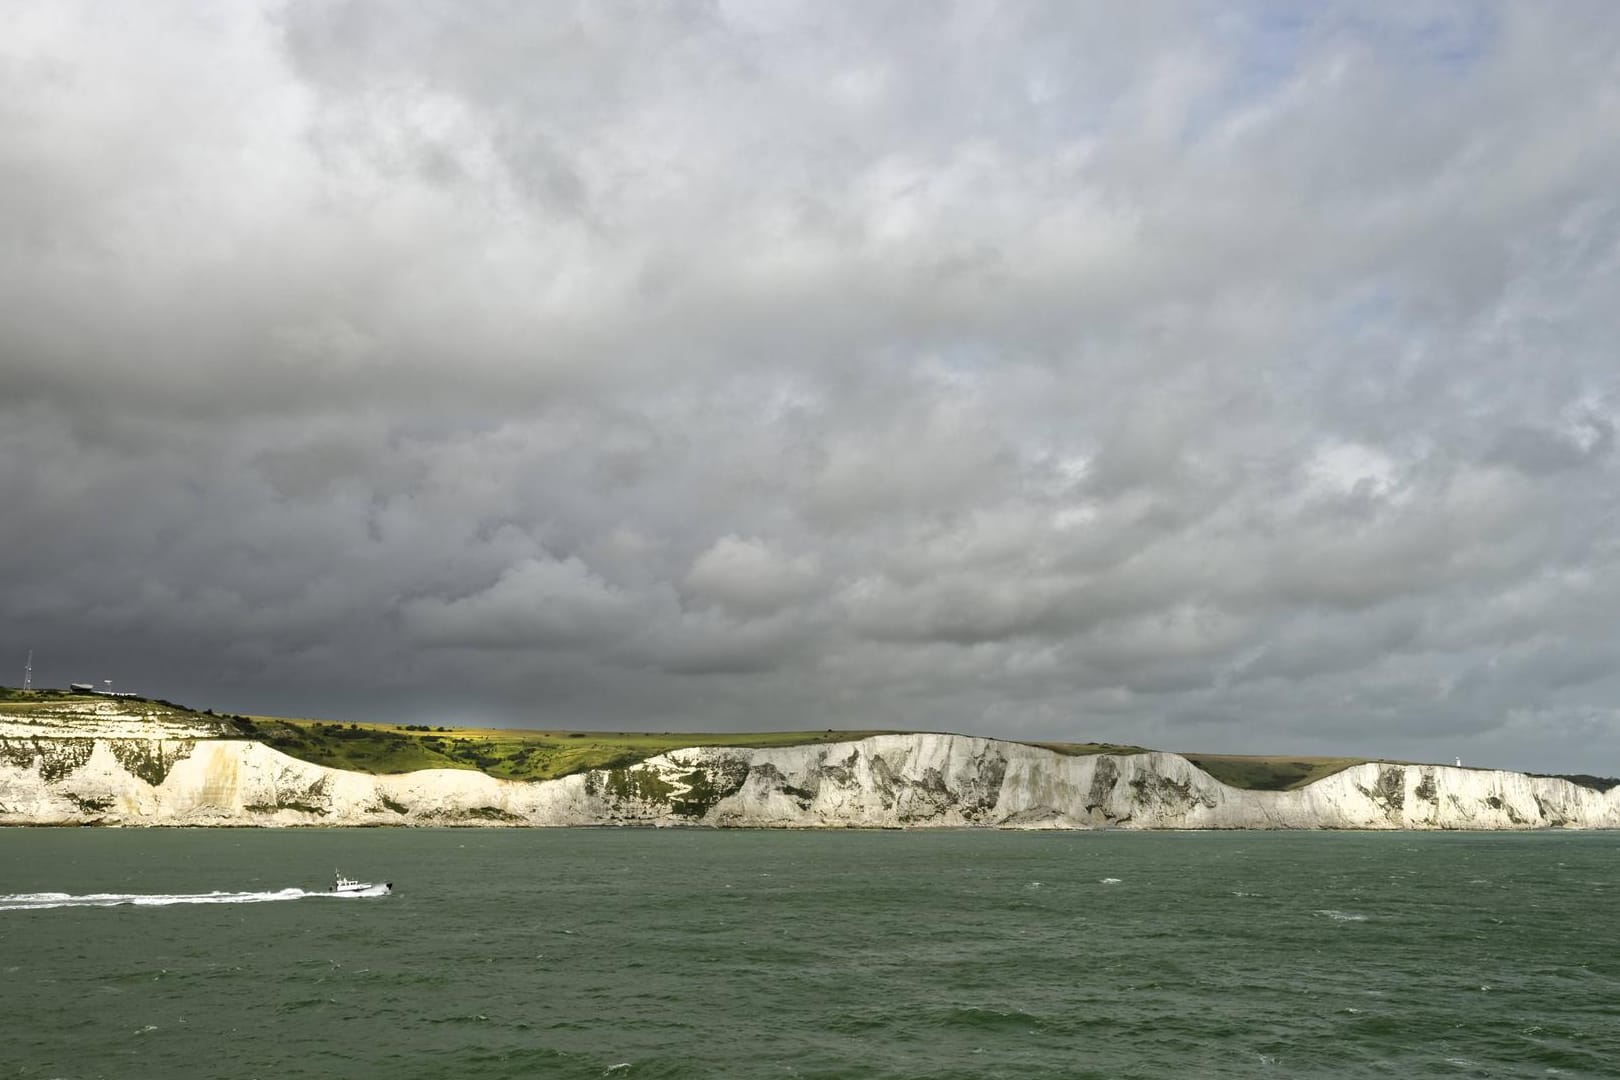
(3, 717, 1616, 829)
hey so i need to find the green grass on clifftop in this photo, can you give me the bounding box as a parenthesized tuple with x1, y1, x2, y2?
(5, 687, 1526, 792)
(1026, 740, 1154, 757)
(240, 717, 905, 782)
(0, 688, 243, 731)
(1031, 741, 1370, 791)
(1181, 754, 1367, 791)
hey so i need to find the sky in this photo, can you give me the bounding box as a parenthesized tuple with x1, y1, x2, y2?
(3, 2, 1619, 774)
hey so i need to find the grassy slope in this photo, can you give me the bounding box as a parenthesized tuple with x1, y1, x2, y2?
(1037, 740, 1365, 791)
(1028, 739, 1154, 758)
(240, 716, 907, 782)
(1176, 753, 1368, 791)
(0, 686, 233, 728)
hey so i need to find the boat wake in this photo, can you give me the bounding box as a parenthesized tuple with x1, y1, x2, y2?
(0, 887, 388, 911)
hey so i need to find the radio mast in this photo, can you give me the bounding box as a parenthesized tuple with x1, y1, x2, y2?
(22, 650, 31, 691)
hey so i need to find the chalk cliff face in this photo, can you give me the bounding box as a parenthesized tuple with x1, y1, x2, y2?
(2, 721, 1617, 829)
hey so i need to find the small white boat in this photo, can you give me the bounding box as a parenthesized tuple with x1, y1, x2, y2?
(331, 870, 392, 896)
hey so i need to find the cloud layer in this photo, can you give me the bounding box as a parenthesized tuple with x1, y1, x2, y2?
(4, 2, 1619, 772)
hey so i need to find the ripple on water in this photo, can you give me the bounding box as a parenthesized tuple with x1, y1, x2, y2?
(1313, 909, 1369, 922)
(3, 829, 1617, 1079)
(924, 1005, 1047, 1034)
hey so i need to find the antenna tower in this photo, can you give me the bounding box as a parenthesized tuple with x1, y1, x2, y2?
(22, 650, 31, 691)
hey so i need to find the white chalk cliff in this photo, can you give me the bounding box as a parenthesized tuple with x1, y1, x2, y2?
(2, 706, 1616, 829)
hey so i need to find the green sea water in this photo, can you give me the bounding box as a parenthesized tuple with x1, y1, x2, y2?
(2, 828, 1616, 1079)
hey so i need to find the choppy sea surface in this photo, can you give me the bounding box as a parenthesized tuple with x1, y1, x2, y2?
(2, 828, 1616, 1079)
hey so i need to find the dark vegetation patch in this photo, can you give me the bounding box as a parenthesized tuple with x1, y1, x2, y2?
(1027, 740, 1151, 757)
(1414, 770, 1438, 802)
(1373, 765, 1406, 809)
(1533, 794, 1566, 827)
(752, 763, 817, 805)
(865, 755, 900, 810)
(462, 806, 523, 822)
(958, 754, 1007, 820)
(1129, 772, 1215, 809)
(1532, 773, 1620, 793)
(820, 754, 859, 787)
(1086, 755, 1120, 814)
(0, 738, 44, 770)
(669, 759, 750, 817)
(109, 740, 194, 786)
(40, 740, 97, 781)
(244, 800, 329, 816)
(1185, 755, 1367, 791)
(0, 738, 98, 782)
(597, 766, 675, 806)
(1037, 744, 1375, 794)
(0, 687, 79, 702)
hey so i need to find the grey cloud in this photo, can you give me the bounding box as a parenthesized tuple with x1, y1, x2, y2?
(681, 536, 820, 619)
(1486, 418, 1614, 475)
(841, 572, 1071, 647)
(3, 2, 1620, 773)
(400, 556, 638, 650)
(629, 608, 813, 677)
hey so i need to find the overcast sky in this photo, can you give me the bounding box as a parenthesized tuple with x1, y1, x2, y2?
(3, 2, 1619, 773)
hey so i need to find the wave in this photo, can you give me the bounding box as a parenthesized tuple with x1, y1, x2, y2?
(0, 886, 387, 911)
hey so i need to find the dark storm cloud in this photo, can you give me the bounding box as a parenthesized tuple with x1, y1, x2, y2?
(4, 1, 1620, 772)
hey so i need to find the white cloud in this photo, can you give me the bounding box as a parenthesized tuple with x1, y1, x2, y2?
(682, 536, 820, 619)
(1304, 442, 1400, 500)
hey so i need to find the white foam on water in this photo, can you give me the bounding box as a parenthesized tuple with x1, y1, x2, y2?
(0, 887, 386, 911)
(1099, 877, 1122, 885)
(1312, 909, 1368, 922)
